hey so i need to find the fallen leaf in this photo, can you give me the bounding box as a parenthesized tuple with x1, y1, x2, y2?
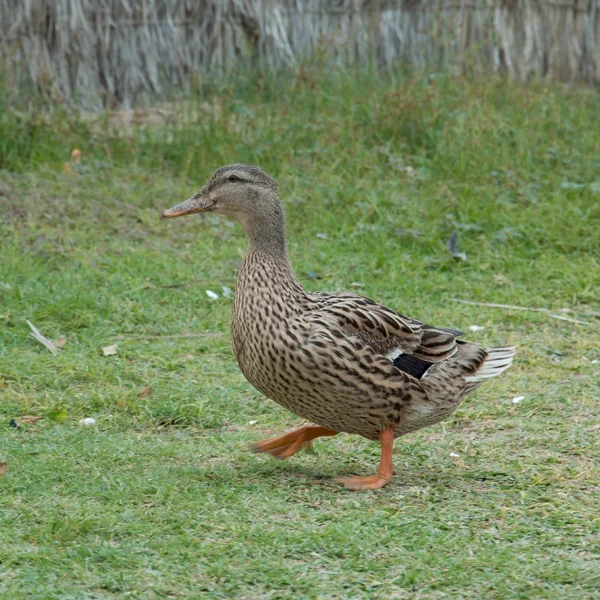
(137, 386, 153, 398)
(494, 273, 511, 286)
(0, 463, 8, 477)
(26, 320, 58, 355)
(102, 344, 118, 356)
(19, 415, 42, 425)
(47, 409, 68, 423)
(62, 149, 82, 176)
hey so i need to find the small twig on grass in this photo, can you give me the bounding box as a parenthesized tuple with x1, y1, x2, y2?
(26, 320, 59, 354)
(116, 332, 224, 340)
(450, 299, 592, 326)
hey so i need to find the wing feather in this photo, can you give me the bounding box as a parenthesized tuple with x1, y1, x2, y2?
(308, 292, 460, 364)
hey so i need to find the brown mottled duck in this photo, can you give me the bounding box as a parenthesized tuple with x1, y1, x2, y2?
(163, 165, 515, 491)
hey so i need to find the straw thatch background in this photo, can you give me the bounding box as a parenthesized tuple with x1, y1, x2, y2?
(1, 0, 599, 108)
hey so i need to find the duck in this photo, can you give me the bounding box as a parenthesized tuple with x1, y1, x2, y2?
(163, 164, 515, 490)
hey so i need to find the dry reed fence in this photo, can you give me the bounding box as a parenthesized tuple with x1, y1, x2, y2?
(1, 0, 599, 109)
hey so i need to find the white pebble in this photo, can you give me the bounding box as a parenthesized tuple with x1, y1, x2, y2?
(79, 418, 96, 426)
(206, 290, 219, 300)
(512, 396, 525, 404)
(469, 325, 485, 332)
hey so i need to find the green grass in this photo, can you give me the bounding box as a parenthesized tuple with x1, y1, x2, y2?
(1, 70, 599, 599)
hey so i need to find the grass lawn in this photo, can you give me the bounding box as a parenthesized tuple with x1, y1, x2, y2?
(1, 72, 599, 598)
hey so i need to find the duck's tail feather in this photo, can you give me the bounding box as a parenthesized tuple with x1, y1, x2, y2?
(464, 346, 516, 382)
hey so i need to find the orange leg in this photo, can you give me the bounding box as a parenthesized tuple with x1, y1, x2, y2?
(251, 424, 338, 459)
(335, 427, 395, 491)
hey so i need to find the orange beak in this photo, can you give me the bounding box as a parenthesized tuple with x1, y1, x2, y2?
(162, 193, 214, 218)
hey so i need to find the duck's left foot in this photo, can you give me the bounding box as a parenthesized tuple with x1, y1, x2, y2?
(334, 427, 395, 491)
(251, 424, 338, 460)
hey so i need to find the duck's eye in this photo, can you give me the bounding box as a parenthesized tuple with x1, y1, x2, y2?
(228, 175, 240, 183)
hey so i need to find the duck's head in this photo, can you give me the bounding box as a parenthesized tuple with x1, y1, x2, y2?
(162, 164, 279, 220)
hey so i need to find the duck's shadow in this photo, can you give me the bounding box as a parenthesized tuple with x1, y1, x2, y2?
(189, 451, 492, 493)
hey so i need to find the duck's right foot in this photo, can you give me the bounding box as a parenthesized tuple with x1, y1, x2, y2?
(334, 427, 395, 491)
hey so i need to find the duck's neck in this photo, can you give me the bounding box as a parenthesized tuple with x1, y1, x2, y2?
(237, 198, 289, 257)
(236, 201, 306, 295)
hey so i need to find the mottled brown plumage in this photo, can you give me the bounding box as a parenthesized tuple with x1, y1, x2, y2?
(163, 164, 516, 490)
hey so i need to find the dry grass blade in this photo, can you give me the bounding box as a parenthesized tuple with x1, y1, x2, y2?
(117, 333, 223, 339)
(450, 299, 593, 326)
(547, 314, 592, 326)
(26, 320, 59, 354)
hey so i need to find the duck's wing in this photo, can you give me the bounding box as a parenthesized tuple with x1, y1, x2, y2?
(308, 292, 461, 364)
